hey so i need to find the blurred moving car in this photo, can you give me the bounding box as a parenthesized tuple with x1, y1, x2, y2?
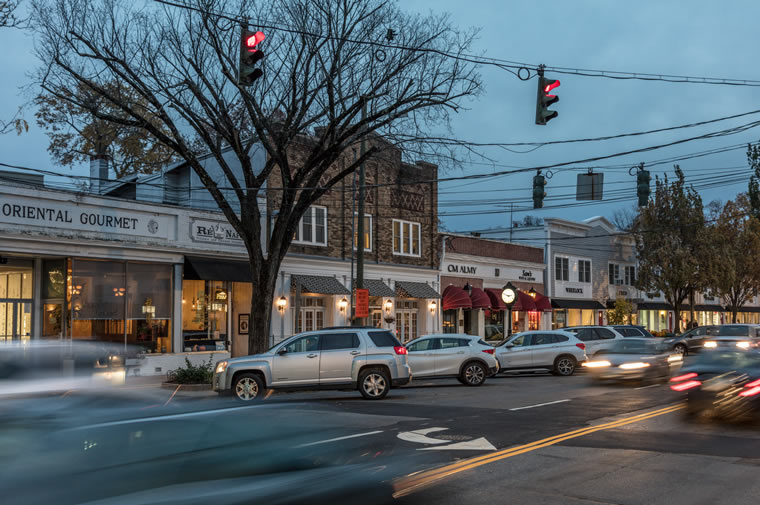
(494, 330, 587, 376)
(663, 325, 719, 355)
(611, 325, 656, 339)
(213, 327, 411, 401)
(405, 334, 498, 386)
(583, 338, 680, 383)
(670, 349, 760, 420)
(563, 326, 625, 356)
(702, 324, 760, 351)
(0, 390, 408, 505)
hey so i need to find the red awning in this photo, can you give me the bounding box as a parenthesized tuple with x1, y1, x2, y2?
(470, 287, 491, 309)
(484, 288, 507, 310)
(534, 292, 552, 312)
(513, 290, 537, 311)
(442, 285, 473, 311)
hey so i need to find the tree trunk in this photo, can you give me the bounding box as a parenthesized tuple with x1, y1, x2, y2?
(732, 308, 738, 323)
(247, 259, 279, 356)
(673, 305, 681, 333)
(688, 289, 695, 327)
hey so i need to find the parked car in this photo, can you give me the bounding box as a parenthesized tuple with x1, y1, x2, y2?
(213, 327, 411, 401)
(494, 330, 587, 376)
(405, 334, 498, 386)
(663, 325, 719, 355)
(670, 349, 760, 420)
(702, 324, 760, 351)
(583, 338, 680, 383)
(611, 325, 656, 339)
(563, 326, 625, 356)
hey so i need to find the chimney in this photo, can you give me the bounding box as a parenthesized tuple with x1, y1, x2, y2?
(89, 154, 109, 193)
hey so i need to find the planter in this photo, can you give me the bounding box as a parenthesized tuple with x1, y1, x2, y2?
(161, 382, 213, 391)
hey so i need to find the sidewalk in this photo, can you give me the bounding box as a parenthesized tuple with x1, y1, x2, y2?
(122, 373, 217, 398)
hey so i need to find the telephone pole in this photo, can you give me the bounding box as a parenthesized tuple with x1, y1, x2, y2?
(355, 96, 367, 326)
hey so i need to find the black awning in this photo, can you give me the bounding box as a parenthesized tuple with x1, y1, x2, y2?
(551, 299, 606, 310)
(682, 304, 725, 312)
(395, 281, 441, 299)
(184, 256, 251, 282)
(735, 306, 760, 313)
(354, 279, 395, 297)
(291, 275, 350, 295)
(637, 302, 673, 311)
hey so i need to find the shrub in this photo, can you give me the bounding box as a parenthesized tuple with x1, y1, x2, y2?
(167, 355, 214, 384)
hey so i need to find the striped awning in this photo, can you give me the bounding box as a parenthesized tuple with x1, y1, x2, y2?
(442, 285, 472, 311)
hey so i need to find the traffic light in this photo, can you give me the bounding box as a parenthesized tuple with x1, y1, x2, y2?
(239, 29, 265, 86)
(535, 76, 560, 125)
(637, 169, 651, 207)
(533, 173, 547, 208)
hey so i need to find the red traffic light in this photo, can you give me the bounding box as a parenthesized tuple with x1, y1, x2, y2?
(543, 79, 560, 98)
(245, 31, 266, 52)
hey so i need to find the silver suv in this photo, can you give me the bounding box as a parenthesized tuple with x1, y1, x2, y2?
(495, 330, 587, 376)
(213, 328, 411, 401)
(405, 334, 499, 386)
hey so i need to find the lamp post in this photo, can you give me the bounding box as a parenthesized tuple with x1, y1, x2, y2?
(501, 282, 517, 338)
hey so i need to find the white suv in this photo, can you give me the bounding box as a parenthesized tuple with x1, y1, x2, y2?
(495, 330, 588, 376)
(563, 326, 625, 356)
(405, 334, 499, 386)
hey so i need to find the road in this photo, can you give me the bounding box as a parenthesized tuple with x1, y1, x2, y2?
(150, 370, 760, 504)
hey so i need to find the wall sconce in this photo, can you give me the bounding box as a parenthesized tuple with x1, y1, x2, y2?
(339, 297, 348, 313)
(384, 299, 393, 314)
(429, 300, 437, 314)
(463, 282, 472, 296)
(277, 296, 288, 313)
(528, 287, 537, 298)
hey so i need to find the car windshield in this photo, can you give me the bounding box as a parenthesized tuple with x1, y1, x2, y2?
(600, 339, 662, 354)
(716, 326, 749, 336)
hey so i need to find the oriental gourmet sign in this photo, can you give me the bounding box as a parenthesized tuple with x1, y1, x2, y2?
(0, 194, 171, 240)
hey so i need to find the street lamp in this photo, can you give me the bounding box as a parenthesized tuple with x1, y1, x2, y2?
(463, 282, 473, 296)
(528, 287, 537, 298)
(277, 296, 287, 313)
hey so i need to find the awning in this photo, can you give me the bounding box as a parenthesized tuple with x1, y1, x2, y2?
(734, 306, 760, 313)
(484, 288, 507, 310)
(682, 304, 725, 312)
(637, 302, 673, 311)
(551, 299, 606, 310)
(291, 275, 350, 295)
(353, 279, 394, 297)
(442, 285, 472, 311)
(534, 293, 553, 312)
(396, 281, 441, 299)
(469, 287, 491, 309)
(184, 256, 251, 282)
(513, 290, 537, 311)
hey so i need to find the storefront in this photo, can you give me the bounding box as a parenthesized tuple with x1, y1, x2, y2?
(551, 299, 606, 329)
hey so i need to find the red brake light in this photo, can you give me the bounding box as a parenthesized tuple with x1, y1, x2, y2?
(394, 346, 408, 355)
(739, 386, 760, 397)
(670, 372, 698, 383)
(745, 378, 760, 388)
(670, 380, 701, 392)
(575, 343, 586, 350)
(482, 349, 495, 355)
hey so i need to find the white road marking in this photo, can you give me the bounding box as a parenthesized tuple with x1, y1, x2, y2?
(420, 437, 496, 451)
(635, 384, 660, 390)
(509, 399, 570, 411)
(296, 430, 384, 448)
(397, 427, 450, 445)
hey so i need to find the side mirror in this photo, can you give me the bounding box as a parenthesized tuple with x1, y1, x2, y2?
(277, 348, 288, 355)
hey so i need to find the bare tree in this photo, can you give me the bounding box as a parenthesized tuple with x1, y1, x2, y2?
(0, 2, 29, 135)
(611, 205, 637, 232)
(0, 1, 22, 28)
(32, 0, 481, 353)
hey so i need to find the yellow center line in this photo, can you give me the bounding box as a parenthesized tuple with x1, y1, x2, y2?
(393, 403, 684, 498)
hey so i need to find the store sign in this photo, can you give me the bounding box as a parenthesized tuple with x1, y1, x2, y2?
(447, 264, 477, 274)
(518, 269, 536, 281)
(190, 218, 244, 246)
(566, 287, 583, 294)
(0, 194, 170, 239)
(355, 289, 369, 318)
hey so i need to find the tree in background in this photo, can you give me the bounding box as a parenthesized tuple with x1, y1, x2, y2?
(35, 82, 178, 178)
(607, 297, 633, 325)
(707, 196, 760, 322)
(0, 1, 28, 134)
(634, 166, 706, 333)
(0, 1, 21, 27)
(32, 0, 481, 353)
(747, 143, 760, 219)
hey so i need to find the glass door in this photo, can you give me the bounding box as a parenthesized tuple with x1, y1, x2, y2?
(0, 301, 32, 342)
(0, 258, 34, 342)
(42, 302, 65, 339)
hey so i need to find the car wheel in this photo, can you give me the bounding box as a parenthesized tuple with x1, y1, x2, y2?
(553, 355, 577, 376)
(358, 368, 390, 400)
(461, 362, 487, 386)
(674, 344, 687, 356)
(233, 373, 264, 401)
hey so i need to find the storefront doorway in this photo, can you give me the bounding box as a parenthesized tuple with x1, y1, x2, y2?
(0, 259, 33, 342)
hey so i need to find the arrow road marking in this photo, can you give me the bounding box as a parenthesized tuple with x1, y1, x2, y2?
(509, 399, 570, 411)
(420, 437, 496, 451)
(397, 427, 450, 445)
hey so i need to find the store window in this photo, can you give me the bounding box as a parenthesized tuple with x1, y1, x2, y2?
(485, 308, 504, 341)
(126, 263, 172, 354)
(552, 310, 567, 330)
(182, 280, 228, 352)
(294, 206, 327, 246)
(392, 219, 421, 257)
(555, 257, 569, 281)
(70, 259, 126, 345)
(443, 309, 457, 333)
(395, 300, 418, 342)
(528, 311, 540, 330)
(0, 258, 33, 342)
(578, 260, 591, 283)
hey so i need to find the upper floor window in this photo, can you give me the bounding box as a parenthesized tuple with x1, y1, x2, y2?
(294, 206, 327, 247)
(609, 263, 621, 285)
(624, 265, 636, 286)
(393, 219, 421, 257)
(555, 257, 569, 281)
(578, 260, 591, 283)
(353, 213, 372, 252)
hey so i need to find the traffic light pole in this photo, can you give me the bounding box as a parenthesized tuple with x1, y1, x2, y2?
(355, 96, 367, 326)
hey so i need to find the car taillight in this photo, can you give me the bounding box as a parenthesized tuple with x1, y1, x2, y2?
(670, 380, 701, 392)
(394, 346, 408, 355)
(670, 372, 698, 383)
(575, 343, 586, 350)
(482, 349, 495, 354)
(739, 378, 760, 397)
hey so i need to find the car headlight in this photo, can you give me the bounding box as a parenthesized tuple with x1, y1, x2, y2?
(704, 341, 717, 348)
(667, 354, 683, 363)
(582, 360, 611, 368)
(736, 341, 751, 349)
(619, 362, 650, 370)
(215, 361, 229, 374)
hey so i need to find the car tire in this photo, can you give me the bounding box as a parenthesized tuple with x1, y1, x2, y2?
(460, 361, 487, 386)
(674, 343, 687, 356)
(233, 373, 265, 401)
(553, 355, 577, 376)
(358, 368, 390, 400)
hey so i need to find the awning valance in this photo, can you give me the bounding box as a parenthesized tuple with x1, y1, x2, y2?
(637, 302, 673, 311)
(443, 285, 472, 311)
(396, 281, 441, 299)
(513, 290, 537, 311)
(353, 279, 394, 297)
(484, 288, 507, 310)
(469, 287, 491, 309)
(682, 304, 725, 312)
(551, 299, 606, 310)
(291, 275, 350, 295)
(184, 256, 251, 282)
